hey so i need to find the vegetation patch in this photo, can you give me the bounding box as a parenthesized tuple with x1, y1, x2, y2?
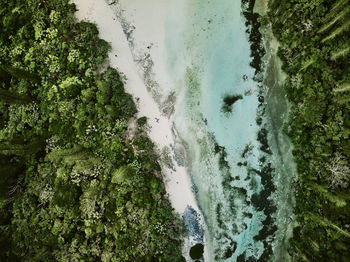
(267, 0, 350, 260)
(137, 116, 147, 126)
(0, 0, 183, 261)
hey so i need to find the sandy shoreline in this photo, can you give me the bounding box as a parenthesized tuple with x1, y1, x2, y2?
(71, 0, 200, 227)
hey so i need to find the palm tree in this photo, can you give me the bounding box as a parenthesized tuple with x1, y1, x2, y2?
(333, 83, 350, 93)
(0, 139, 45, 156)
(0, 88, 32, 105)
(331, 47, 350, 60)
(0, 64, 40, 83)
(322, 21, 350, 43)
(318, 6, 350, 34)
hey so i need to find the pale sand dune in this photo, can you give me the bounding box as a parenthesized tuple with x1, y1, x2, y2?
(71, 0, 199, 217)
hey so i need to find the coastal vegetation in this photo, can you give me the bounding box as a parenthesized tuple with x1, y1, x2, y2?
(0, 0, 184, 261)
(267, 0, 350, 260)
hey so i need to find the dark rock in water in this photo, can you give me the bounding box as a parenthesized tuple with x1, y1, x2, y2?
(256, 116, 263, 125)
(233, 186, 247, 196)
(107, 0, 116, 5)
(215, 238, 236, 260)
(224, 249, 233, 259)
(259, 156, 266, 163)
(243, 74, 248, 81)
(223, 94, 243, 107)
(241, 143, 253, 158)
(257, 128, 272, 155)
(213, 142, 230, 170)
(237, 161, 248, 167)
(182, 206, 204, 242)
(224, 243, 237, 259)
(241, 0, 266, 77)
(214, 143, 225, 154)
(221, 94, 243, 113)
(244, 212, 253, 219)
(190, 243, 204, 260)
(237, 252, 246, 262)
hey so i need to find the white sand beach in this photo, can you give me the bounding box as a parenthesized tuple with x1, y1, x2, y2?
(71, 0, 199, 216)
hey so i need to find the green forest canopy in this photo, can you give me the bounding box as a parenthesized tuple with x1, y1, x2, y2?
(0, 1, 184, 261)
(267, 0, 350, 260)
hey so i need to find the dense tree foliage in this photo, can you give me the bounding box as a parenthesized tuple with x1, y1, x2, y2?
(267, 0, 350, 261)
(0, 0, 184, 261)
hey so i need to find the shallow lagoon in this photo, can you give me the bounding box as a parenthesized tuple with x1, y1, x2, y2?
(170, 0, 270, 260)
(105, 0, 295, 260)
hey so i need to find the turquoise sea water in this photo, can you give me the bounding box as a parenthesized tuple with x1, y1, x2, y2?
(107, 0, 295, 260)
(167, 0, 294, 261)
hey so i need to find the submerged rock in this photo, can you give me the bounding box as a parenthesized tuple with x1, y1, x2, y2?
(190, 243, 204, 260)
(182, 206, 204, 242)
(221, 94, 243, 113)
